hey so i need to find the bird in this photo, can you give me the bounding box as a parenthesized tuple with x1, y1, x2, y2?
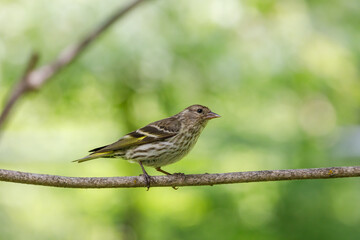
(74, 104, 220, 189)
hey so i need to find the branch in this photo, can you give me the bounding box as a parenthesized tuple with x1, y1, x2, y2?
(1, 166, 360, 189)
(0, 0, 147, 130)
(0, 53, 39, 127)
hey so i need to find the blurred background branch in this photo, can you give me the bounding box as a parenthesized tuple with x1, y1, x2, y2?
(0, 0, 147, 130)
(1, 166, 360, 188)
(0, 53, 39, 128)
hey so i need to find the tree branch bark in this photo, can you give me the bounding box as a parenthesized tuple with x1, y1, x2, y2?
(0, 0, 147, 130)
(0, 166, 359, 189)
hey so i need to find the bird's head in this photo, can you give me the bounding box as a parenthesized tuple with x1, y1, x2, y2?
(178, 104, 221, 126)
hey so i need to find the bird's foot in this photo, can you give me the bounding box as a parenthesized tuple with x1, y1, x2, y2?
(174, 172, 186, 182)
(139, 173, 151, 191)
(171, 172, 186, 190)
(138, 161, 152, 190)
(173, 172, 185, 177)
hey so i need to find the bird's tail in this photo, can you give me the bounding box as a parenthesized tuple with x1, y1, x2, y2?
(73, 151, 114, 163)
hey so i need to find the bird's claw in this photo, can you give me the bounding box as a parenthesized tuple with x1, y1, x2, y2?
(170, 172, 185, 190)
(173, 172, 185, 177)
(174, 172, 186, 181)
(140, 173, 151, 191)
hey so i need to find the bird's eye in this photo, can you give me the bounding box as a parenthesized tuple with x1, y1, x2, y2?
(197, 108, 203, 113)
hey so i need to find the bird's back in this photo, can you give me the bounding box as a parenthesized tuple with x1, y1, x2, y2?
(123, 122, 205, 167)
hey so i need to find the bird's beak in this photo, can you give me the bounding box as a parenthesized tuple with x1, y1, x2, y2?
(205, 111, 221, 120)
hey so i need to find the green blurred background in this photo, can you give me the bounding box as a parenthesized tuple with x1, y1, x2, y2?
(1, 0, 360, 239)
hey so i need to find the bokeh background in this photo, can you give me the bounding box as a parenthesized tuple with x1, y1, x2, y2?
(1, 0, 360, 239)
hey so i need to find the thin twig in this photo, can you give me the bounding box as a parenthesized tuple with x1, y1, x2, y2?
(0, 53, 39, 127)
(0, 0, 147, 130)
(0, 166, 359, 189)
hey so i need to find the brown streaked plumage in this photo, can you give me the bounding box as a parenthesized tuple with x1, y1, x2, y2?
(74, 104, 220, 189)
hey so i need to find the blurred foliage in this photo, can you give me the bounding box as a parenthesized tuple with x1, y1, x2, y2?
(1, 0, 360, 239)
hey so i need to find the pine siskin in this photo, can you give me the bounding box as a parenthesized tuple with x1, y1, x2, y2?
(74, 104, 220, 189)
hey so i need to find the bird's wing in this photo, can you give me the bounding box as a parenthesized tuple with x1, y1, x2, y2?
(90, 117, 181, 153)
